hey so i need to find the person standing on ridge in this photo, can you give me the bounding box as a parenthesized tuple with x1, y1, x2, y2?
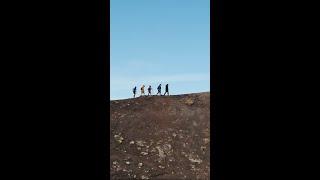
(164, 84, 169, 96)
(140, 85, 145, 96)
(148, 85, 152, 96)
(133, 86, 137, 98)
(156, 84, 161, 95)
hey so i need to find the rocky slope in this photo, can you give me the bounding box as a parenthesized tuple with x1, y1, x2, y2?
(110, 92, 210, 179)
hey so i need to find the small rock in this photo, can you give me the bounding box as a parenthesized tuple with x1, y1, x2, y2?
(203, 138, 210, 144)
(189, 157, 202, 164)
(193, 121, 198, 126)
(185, 98, 194, 105)
(141, 175, 149, 179)
(158, 165, 165, 169)
(130, 141, 135, 144)
(141, 152, 148, 155)
(156, 146, 166, 158)
(163, 144, 172, 152)
(136, 140, 145, 147)
(125, 161, 130, 165)
(138, 163, 143, 168)
(114, 134, 124, 143)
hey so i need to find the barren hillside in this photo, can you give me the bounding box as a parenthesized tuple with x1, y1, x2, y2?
(110, 92, 210, 179)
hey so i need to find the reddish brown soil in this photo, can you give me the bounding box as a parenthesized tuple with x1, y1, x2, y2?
(110, 92, 210, 180)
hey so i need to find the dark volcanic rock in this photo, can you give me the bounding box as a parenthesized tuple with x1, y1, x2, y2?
(110, 92, 210, 180)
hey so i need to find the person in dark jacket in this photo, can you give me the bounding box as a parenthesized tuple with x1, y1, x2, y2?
(163, 84, 169, 96)
(156, 84, 161, 95)
(148, 85, 152, 96)
(133, 86, 137, 98)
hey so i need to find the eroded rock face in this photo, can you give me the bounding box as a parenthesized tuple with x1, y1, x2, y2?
(110, 92, 210, 180)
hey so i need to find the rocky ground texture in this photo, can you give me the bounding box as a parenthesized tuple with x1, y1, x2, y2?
(110, 92, 210, 180)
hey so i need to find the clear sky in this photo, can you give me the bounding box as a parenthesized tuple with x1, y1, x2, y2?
(111, 0, 210, 100)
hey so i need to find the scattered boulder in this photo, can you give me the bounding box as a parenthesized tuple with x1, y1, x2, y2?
(114, 134, 124, 143)
(185, 98, 194, 105)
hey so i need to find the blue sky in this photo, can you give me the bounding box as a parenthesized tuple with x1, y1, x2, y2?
(111, 0, 210, 100)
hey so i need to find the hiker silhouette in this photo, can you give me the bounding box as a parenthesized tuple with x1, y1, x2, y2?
(133, 86, 137, 98)
(148, 85, 152, 96)
(140, 85, 145, 96)
(156, 84, 161, 95)
(164, 84, 169, 96)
